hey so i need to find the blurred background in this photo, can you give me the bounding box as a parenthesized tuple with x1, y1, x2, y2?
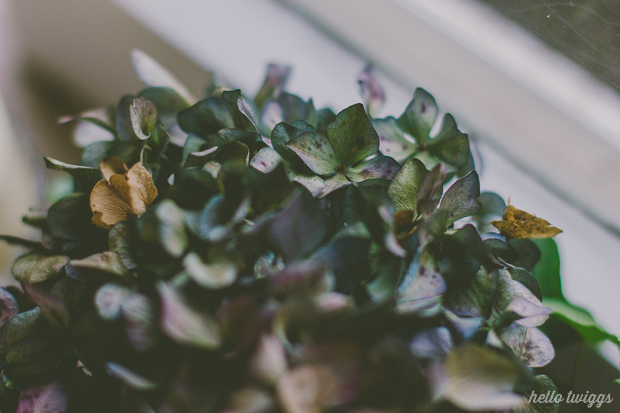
(0, 0, 619, 405)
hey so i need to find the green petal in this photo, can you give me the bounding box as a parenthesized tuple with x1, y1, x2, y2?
(387, 157, 428, 213)
(271, 121, 313, 165)
(397, 88, 438, 142)
(318, 173, 350, 197)
(251, 147, 282, 173)
(439, 170, 481, 225)
(427, 114, 470, 167)
(287, 130, 339, 175)
(346, 156, 401, 182)
(287, 168, 326, 197)
(500, 325, 554, 368)
(129, 97, 158, 140)
(373, 117, 417, 163)
(327, 103, 379, 166)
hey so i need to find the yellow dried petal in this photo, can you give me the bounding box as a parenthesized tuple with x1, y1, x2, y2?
(491, 205, 562, 239)
(90, 180, 132, 229)
(126, 162, 158, 216)
(100, 156, 129, 181)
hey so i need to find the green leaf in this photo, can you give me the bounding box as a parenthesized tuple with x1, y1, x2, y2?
(345, 156, 401, 182)
(177, 97, 235, 139)
(397, 88, 438, 142)
(44, 156, 103, 192)
(439, 170, 481, 225)
(132, 49, 195, 104)
(12, 252, 70, 285)
(326, 103, 379, 166)
(129, 97, 158, 140)
(387, 158, 428, 213)
(544, 298, 620, 346)
(69, 251, 130, 277)
(80, 140, 141, 169)
(441, 344, 528, 411)
(514, 375, 559, 413)
(271, 121, 311, 165)
(530, 239, 563, 300)
(184, 253, 237, 289)
(500, 325, 554, 368)
(426, 114, 470, 168)
(0, 235, 42, 250)
(287, 130, 339, 175)
(157, 282, 221, 349)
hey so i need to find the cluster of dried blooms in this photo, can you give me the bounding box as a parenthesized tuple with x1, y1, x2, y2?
(0, 51, 564, 413)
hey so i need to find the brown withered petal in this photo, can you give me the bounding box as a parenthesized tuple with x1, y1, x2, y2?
(491, 205, 562, 239)
(90, 160, 157, 229)
(126, 162, 158, 215)
(100, 156, 129, 181)
(91, 180, 133, 230)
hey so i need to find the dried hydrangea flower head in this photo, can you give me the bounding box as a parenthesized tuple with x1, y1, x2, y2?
(90, 155, 157, 229)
